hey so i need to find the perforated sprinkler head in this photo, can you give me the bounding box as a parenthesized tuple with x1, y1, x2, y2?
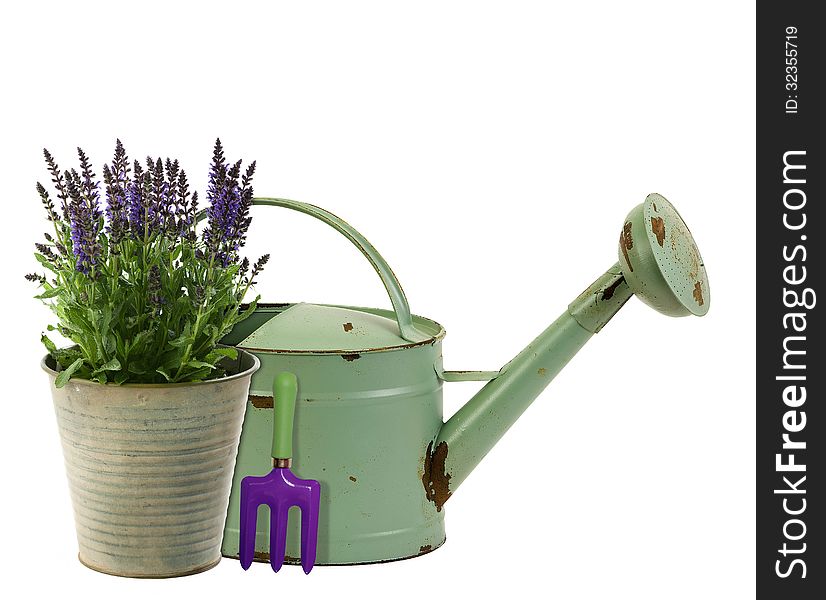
(617, 193, 710, 317)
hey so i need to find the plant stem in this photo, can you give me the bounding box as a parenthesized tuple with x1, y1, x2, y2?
(174, 252, 215, 380)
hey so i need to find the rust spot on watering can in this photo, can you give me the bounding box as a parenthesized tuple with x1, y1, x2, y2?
(253, 551, 298, 563)
(343, 322, 353, 332)
(651, 216, 666, 247)
(601, 276, 625, 301)
(619, 222, 634, 272)
(693, 281, 705, 306)
(422, 441, 451, 511)
(652, 201, 658, 212)
(349, 475, 357, 482)
(341, 353, 361, 361)
(249, 395, 273, 409)
(537, 368, 547, 376)
(419, 544, 433, 554)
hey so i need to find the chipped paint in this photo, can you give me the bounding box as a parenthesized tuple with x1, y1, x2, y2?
(252, 551, 299, 564)
(650, 216, 666, 247)
(249, 395, 273, 409)
(349, 475, 357, 482)
(343, 322, 354, 332)
(601, 276, 625, 301)
(422, 441, 451, 511)
(693, 281, 705, 306)
(537, 367, 547, 376)
(619, 221, 634, 272)
(238, 540, 447, 566)
(341, 353, 361, 361)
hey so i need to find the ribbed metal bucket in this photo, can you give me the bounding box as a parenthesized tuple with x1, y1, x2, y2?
(43, 350, 259, 578)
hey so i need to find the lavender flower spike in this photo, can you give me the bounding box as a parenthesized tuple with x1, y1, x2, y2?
(203, 139, 255, 266)
(65, 149, 103, 275)
(103, 140, 131, 247)
(127, 161, 156, 237)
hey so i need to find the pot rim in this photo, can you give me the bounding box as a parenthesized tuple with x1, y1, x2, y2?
(40, 348, 260, 389)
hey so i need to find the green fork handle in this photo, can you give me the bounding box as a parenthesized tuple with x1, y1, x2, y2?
(272, 372, 298, 460)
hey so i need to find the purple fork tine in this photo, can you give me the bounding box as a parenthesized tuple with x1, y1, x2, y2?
(270, 500, 289, 572)
(298, 479, 321, 573)
(239, 476, 260, 570)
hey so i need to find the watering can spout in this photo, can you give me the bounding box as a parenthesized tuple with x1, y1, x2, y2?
(428, 266, 630, 508)
(427, 194, 709, 509)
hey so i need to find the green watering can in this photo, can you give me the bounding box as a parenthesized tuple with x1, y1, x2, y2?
(221, 193, 709, 565)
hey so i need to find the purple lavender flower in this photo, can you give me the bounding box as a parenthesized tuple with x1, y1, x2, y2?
(25, 272, 46, 284)
(176, 168, 197, 241)
(231, 161, 256, 251)
(203, 139, 255, 266)
(202, 140, 227, 258)
(151, 157, 171, 234)
(43, 149, 70, 220)
(162, 158, 180, 234)
(103, 165, 128, 247)
(103, 140, 131, 248)
(127, 161, 157, 237)
(127, 160, 143, 232)
(35, 242, 58, 262)
(65, 149, 103, 275)
(36, 182, 59, 223)
(248, 253, 270, 285)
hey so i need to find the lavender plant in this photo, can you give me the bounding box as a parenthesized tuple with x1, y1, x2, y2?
(28, 139, 269, 387)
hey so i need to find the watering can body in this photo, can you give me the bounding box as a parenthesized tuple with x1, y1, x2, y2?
(221, 304, 450, 564)
(220, 195, 709, 565)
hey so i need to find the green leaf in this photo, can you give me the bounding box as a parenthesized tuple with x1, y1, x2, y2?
(200, 324, 218, 341)
(35, 287, 62, 300)
(55, 358, 84, 388)
(127, 362, 148, 375)
(53, 347, 82, 370)
(167, 321, 192, 348)
(99, 306, 113, 334)
(237, 298, 259, 322)
(168, 335, 191, 348)
(181, 367, 213, 381)
(34, 253, 58, 274)
(91, 358, 121, 376)
(103, 333, 116, 355)
(41, 333, 57, 353)
(186, 360, 216, 370)
(205, 347, 237, 362)
(156, 367, 173, 381)
(127, 330, 153, 356)
(114, 331, 126, 357)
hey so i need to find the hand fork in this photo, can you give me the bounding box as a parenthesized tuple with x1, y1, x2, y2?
(239, 372, 321, 573)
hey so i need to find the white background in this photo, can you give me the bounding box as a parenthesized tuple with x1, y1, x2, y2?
(0, 1, 755, 598)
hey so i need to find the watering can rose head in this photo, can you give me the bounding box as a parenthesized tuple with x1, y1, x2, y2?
(27, 139, 269, 387)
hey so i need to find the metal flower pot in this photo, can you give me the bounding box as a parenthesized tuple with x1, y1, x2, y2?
(43, 349, 259, 578)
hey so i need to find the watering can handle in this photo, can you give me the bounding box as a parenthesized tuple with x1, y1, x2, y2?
(250, 197, 420, 342)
